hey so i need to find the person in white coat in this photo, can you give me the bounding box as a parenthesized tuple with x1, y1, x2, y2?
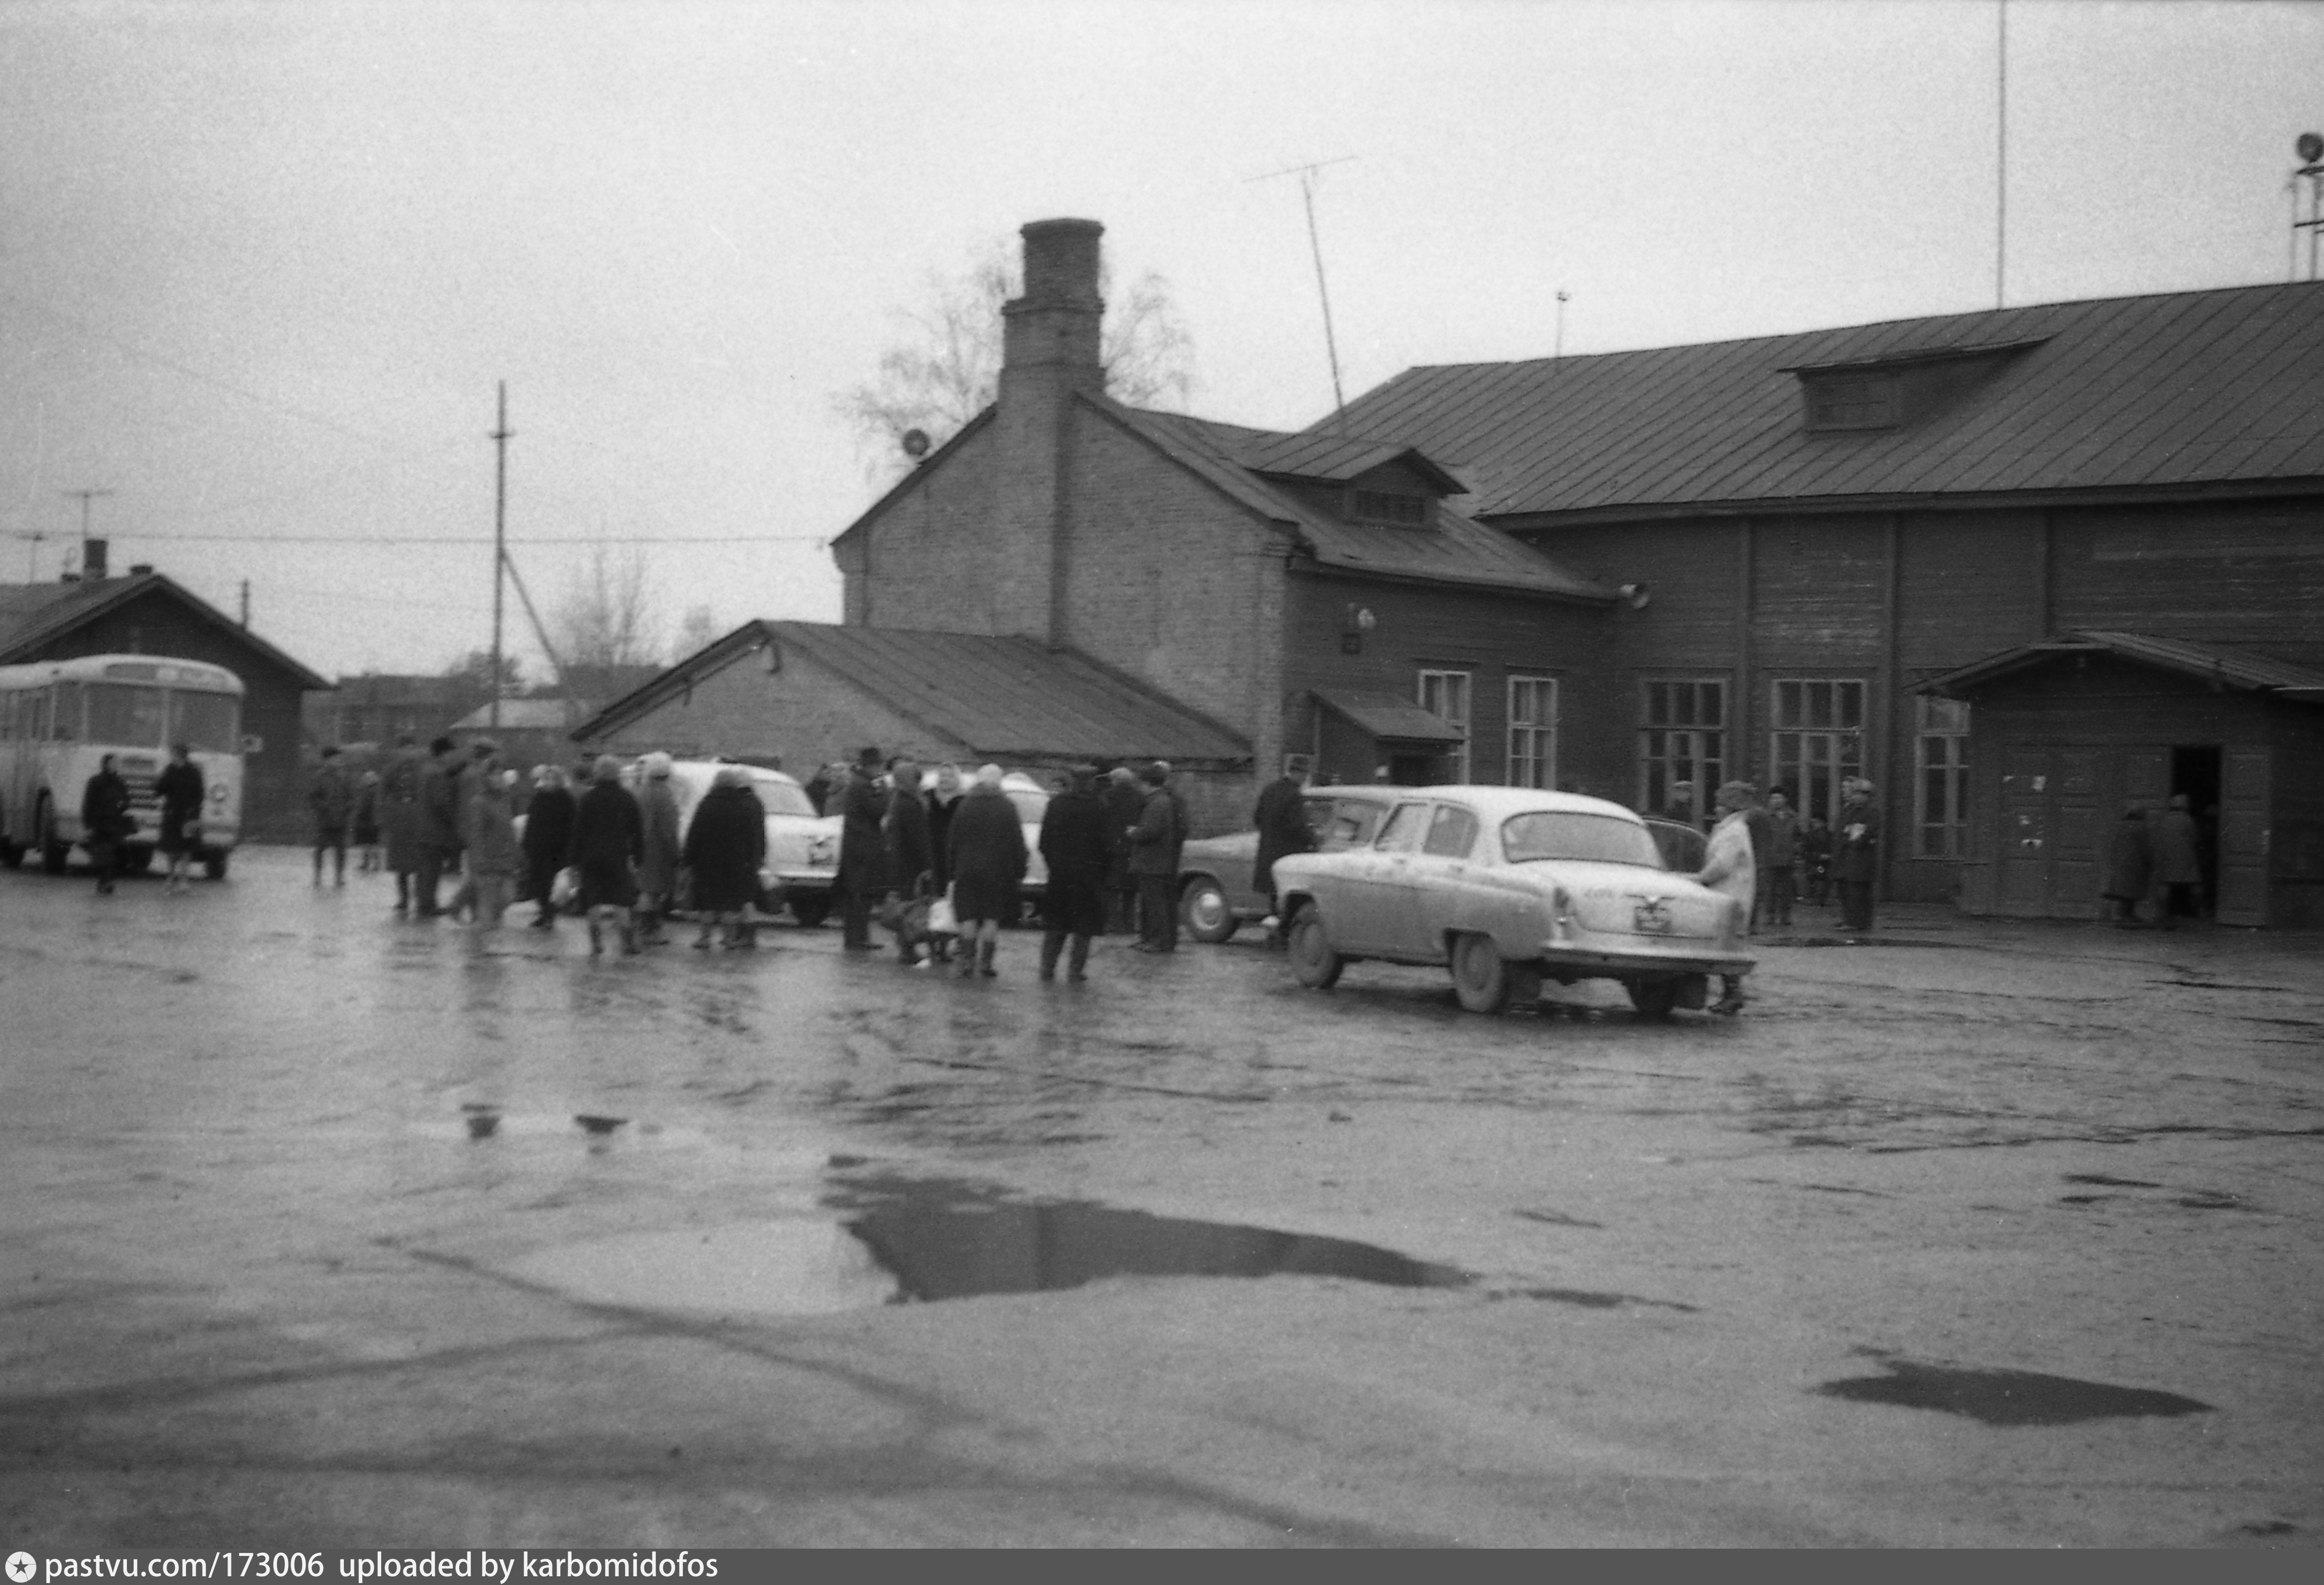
(1693, 779, 1757, 1015)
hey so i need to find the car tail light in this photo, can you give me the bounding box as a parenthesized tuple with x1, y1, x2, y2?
(1550, 885, 1574, 941)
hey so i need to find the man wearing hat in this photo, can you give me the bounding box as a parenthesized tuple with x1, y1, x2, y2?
(1834, 778, 1880, 935)
(1126, 762, 1185, 953)
(836, 746, 889, 950)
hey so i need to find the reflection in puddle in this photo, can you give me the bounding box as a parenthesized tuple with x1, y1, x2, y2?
(831, 1175, 1471, 1301)
(1816, 1357, 2211, 1426)
(506, 1220, 903, 1316)
(503, 1175, 1469, 1318)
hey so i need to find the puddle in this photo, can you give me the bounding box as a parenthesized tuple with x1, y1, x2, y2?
(834, 1175, 1471, 1302)
(500, 1175, 1470, 1318)
(1500, 1286, 1697, 1313)
(1816, 1357, 2212, 1426)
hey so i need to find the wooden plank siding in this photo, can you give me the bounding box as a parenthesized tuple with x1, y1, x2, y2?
(1281, 571, 1609, 796)
(2050, 499, 2324, 672)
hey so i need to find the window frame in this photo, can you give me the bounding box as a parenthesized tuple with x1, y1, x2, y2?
(1507, 674, 1559, 790)
(1913, 696, 1971, 859)
(1417, 669, 1473, 783)
(1638, 677, 1727, 825)
(1769, 677, 1868, 828)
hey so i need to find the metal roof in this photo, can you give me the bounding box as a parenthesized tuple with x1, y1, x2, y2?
(578, 620, 1251, 763)
(1311, 687, 1466, 744)
(0, 574, 330, 688)
(1103, 403, 1616, 602)
(1915, 630, 2324, 701)
(1322, 280, 2324, 519)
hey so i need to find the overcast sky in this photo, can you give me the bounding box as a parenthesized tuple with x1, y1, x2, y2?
(3, 0, 2318, 684)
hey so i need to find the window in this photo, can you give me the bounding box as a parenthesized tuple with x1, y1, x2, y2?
(1375, 802, 1431, 852)
(1507, 676, 1558, 789)
(51, 682, 79, 741)
(1770, 678, 1866, 827)
(87, 683, 168, 749)
(1422, 804, 1478, 858)
(1352, 488, 1429, 527)
(1640, 679, 1725, 824)
(1915, 697, 1970, 858)
(167, 691, 240, 755)
(1417, 670, 1472, 782)
(1803, 372, 1898, 431)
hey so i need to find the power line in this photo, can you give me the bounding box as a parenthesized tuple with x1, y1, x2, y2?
(91, 532, 826, 546)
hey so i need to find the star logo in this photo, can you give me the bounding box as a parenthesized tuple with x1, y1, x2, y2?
(7, 1552, 38, 1584)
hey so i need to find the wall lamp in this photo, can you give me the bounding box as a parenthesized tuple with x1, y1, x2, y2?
(1341, 604, 1376, 654)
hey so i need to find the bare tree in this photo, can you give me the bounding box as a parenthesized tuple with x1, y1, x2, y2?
(552, 545, 662, 673)
(673, 603, 723, 658)
(836, 237, 1196, 481)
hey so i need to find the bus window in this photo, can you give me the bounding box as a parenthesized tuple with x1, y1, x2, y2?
(168, 690, 240, 754)
(87, 683, 168, 749)
(52, 682, 79, 741)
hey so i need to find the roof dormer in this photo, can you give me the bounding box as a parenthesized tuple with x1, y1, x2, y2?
(1241, 433, 1468, 529)
(1783, 336, 2048, 435)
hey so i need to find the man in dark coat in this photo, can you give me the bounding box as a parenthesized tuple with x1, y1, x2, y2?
(1037, 765, 1113, 981)
(1102, 765, 1145, 934)
(1834, 778, 1881, 935)
(947, 765, 1028, 977)
(2103, 802, 2154, 927)
(2150, 793, 2205, 930)
(1251, 762, 1314, 939)
(567, 752, 645, 956)
(683, 765, 768, 948)
(80, 753, 134, 895)
(521, 764, 578, 929)
(380, 733, 425, 914)
(836, 747, 889, 951)
(155, 741, 204, 895)
(309, 745, 355, 887)
(882, 757, 934, 963)
(1127, 762, 1183, 953)
(415, 736, 464, 918)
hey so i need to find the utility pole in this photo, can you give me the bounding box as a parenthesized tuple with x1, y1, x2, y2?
(64, 488, 113, 575)
(1252, 156, 1357, 430)
(238, 580, 250, 628)
(490, 382, 512, 732)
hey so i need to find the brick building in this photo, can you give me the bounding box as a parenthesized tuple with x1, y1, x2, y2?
(0, 557, 329, 839)
(831, 218, 1618, 832)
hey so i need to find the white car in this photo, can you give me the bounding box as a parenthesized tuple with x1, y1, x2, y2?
(625, 760, 835, 922)
(1270, 786, 1754, 1019)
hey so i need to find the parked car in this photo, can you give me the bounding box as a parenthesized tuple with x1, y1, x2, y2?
(1174, 785, 1402, 944)
(1270, 786, 1754, 1019)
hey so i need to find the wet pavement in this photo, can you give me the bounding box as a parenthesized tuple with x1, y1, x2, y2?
(2, 848, 2320, 1546)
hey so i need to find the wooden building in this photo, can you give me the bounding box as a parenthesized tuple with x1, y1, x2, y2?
(1324, 280, 2324, 919)
(0, 559, 330, 839)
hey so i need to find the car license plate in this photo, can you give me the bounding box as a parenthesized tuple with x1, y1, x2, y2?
(1631, 897, 1674, 934)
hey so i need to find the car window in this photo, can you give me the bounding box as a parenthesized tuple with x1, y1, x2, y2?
(1324, 798, 1385, 847)
(1374, 802, 1430, 853)
(1422, 804, 1478, 858)
(1499, 811, 1663, 867)
(1644, 819, 1708, 872)
(753, 778, 817, 819)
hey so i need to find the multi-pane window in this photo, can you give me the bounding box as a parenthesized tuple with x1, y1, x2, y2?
(1640, 679, 1725, 824)
(1803, 372, 1898, 431)
(1915, 697, 1970, 858)
(1352, 488, 1429, 526)
(1418, 669, 1472, 783)
(1507, 676, 1558, 789)
(1770, 678, 1866, 827)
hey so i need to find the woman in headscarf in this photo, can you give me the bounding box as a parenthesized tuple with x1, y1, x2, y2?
(945, 763, 1027, 978)
(464, 751, 522, 929)
(567, 753, 645, 956)
(634, 751, 683, 946)
(923, 763, 966, 963)
(521, 764, 578, 929)
(683, 765, 768, 949)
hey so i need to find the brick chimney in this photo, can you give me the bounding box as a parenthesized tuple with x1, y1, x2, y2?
(83, 537, 109, 581)
(993, 218, 1104, 644)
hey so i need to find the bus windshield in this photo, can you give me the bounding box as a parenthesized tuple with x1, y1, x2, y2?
(167, 691, 241, 754)
(86, 683, 169, 749)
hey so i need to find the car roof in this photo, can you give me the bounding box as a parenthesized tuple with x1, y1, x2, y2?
(1369, 785, 1648, 825)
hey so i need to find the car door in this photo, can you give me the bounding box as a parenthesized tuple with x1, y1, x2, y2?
(1399, 802, 1481, 961)
(1336, 800, 1431, 956)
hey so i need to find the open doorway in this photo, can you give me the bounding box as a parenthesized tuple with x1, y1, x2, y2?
(2170, 744, 2221, 916)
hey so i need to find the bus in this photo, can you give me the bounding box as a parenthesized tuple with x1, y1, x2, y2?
(0, 654, 246, 878)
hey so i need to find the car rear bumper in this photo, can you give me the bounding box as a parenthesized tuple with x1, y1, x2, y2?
(1535, 943, 1755, 979)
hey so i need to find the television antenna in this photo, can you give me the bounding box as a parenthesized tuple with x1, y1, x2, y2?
(2295, 132, 2324, 281)
(1251, 155, 1357, 429)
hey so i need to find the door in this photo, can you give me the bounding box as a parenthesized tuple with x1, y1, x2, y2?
(2048, 750, 2102, 918)
(1401, 802, 1482, 961)
(1997, 747, 2050, 915)
(1338, 801, 1430, 954)
(2216, 747, 2270, 927)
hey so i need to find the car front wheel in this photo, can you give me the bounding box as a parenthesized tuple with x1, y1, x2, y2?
(1179, 876, 1238, 944)
(1451, 933, 1512, 1015)
(1286, 904, 1341, 989)
(1626, 979, 1680, 1021)
(787, 892, 830, 928)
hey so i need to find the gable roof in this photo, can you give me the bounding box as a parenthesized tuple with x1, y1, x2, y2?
(1325, 279, 2324, 520)
(0, 574, 329, 688)
(1916, 630, 2324, 701)
(1094, 401, 1615, 601)
(575, 619, 1252, 764)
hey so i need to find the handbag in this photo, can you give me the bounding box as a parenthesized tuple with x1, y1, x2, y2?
(549, 867, 578, 909)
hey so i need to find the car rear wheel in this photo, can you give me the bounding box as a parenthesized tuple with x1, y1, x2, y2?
(202, 849, 229, 881)
(787, 893, 830, 928)
(1286, 904, 1341, 990)
(1451, 933, 1512, 1015)
(1179, 876, 1238, 944)
(1627, 979, 1680, 1021)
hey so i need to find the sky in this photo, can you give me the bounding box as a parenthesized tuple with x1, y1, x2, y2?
(2, 0, 2319, 684)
